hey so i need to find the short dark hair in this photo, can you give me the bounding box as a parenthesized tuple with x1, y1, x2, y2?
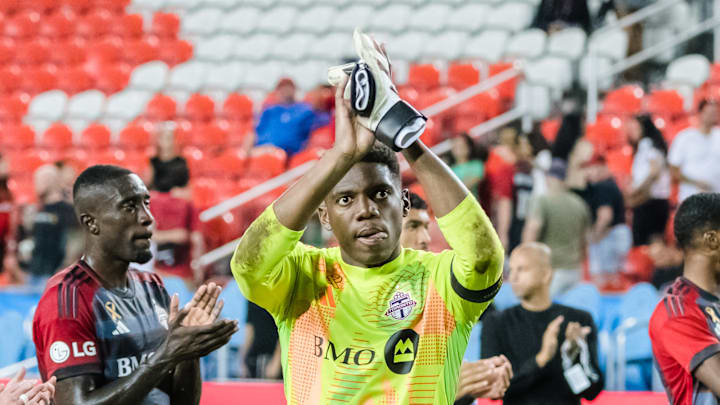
(359, 142, 400, 180)
(409, 192, 427, 210)
(73, 165, 134, 203)
(674, 193, 720, 249)
(698, 98, 716, 113)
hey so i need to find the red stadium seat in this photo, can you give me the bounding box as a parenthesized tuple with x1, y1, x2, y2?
(95, 0, 131, 12)
(585, 116, 625, 152)
(247, 146, 287, 178)
(151, 12, 180, 39)
(94, 62, 130, 94)
(21, 65, 58, 95)
(306, 124, 333, 149)
(397, 86, 419, 106)
(190, 122, 228, 151)
(623, 246, 654, 282)
(451, 91, 501, 134)
(4, 12, 40, 40)
(488, 62, 517, 103)
(117, 124, 151, 151)
(79, 123, 111, 149)
(125, 37, 159, 65)
(23, 0, 58, 14)
(76, 9, 113, 39)
(158, 39, 193, 67)
(222, 93, 253, 121)
(0, 0, 20, 14)
(605, 145, 634, 185)
(201, 149, 247, 178)
(56, 66, 93, 94)
(39, 11, 76, 40)
(41, 123, 74, 150)
(407, 63, 440, 91)
(289, 147, 324, 168)
(0, 94, 29, 123)
(416, 86, 456, 111)
(447, 63, 480, 91)
(540, 118, 560, 143)
(0, 40, 16, 66)
(122, 151, 150, 175)
(85, 37, 122, 65)
(88, 148, 125, 166)
(0, 124, 34, 149)
(146, 93, 177, 121)
(192, 178, 221, 209)
(59, 0, 91, 13)
(7, 177, 36, 204)
(419, 117, 443, 146)
(181, 146, 204, 177)
(50, 39, 86, 66)
(111, 14, 143, 39)
(185, 94, 215, 123)
(7, 152, 47, 177)
(602, 85, 644, 116)
(646, 90, 685, 118)
(709, 63, 720, 85)
(15, 39, 50, 65)
(0, 67, 21, 95)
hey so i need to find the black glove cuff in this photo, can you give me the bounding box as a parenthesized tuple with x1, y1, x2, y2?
(375, 100, 427, 151)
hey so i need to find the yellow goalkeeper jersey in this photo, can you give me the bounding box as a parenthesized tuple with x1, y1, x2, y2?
(232, 195, 503, 404)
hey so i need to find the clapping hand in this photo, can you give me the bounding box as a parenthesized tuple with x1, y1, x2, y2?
(0, 368, 56, 405)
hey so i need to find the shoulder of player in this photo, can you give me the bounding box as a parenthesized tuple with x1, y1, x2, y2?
(36, 264, 97, 322)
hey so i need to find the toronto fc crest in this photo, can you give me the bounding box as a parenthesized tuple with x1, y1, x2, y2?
(385, 291, 417, 320)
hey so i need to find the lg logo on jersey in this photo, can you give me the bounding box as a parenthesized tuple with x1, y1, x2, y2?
(49, 341, 96, 364)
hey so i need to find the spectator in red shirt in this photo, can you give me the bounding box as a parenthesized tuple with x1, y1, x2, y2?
(650, 192, 720, 404)
(0, 154, 12, 278)
(149, 162, 205, 284)
(485, 127, 518, 250)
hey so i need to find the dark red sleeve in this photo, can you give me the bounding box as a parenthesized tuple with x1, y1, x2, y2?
(490, 163, 514, 200)
(188, 202, 200, 233)
(658, 309, 720, 373)
(33, 286, 102, 381)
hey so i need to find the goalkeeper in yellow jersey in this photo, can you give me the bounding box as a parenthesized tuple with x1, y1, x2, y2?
(231, 33, 504, 405)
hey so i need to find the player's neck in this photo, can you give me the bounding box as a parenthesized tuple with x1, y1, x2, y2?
(520, 292, 552, 312)
(82, 249, 130, 290)
(684, 253, 719, 297)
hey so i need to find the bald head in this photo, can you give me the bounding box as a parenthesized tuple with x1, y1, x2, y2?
(509, 242, 553, 301)
(34, 164, 60, 198)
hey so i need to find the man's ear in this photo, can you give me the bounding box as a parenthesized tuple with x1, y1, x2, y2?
(317, 202, 332, 232)
(401, 189, 411, 218)
(80, 213, 99, 235)
(704, 230, 720, 252)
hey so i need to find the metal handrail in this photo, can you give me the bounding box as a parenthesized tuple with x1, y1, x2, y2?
(614, 317, 650, 391)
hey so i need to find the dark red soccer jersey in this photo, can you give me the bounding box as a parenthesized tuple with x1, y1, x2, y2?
(33, 260, 171, 404)
(650, 277, 720, 405)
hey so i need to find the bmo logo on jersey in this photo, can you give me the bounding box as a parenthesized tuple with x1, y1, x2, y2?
(49, 341, 96, 364)
(117, 352, 156, 377)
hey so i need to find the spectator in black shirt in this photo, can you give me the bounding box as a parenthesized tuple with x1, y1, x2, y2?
(532, 0, 592, 34)
(242, 302, 281, 379)
(149, 122, 190, 193)
(482, 243, 603, 405)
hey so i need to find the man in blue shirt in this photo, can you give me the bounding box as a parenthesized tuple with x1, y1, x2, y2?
(255, 78, 316, 155)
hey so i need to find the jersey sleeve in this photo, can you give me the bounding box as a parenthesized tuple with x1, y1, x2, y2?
(33, 287, 102, 382)
(431, 195, 504, 323)
(658, 311, 720, 373)
(231, 203, 320, 319)
(667, 132, 687, 167)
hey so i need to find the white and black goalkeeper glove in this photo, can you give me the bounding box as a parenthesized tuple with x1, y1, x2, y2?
(328, 29, 427, 151)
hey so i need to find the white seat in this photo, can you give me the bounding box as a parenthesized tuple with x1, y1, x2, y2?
(332, 5, 373, 33)
(294, 6, 335, 34)
(244, 0, 277, 6)
(666, 54, 710, 88)
(486, 2, 534, 32)
(167, 61, 208, 92)
(205, 62, 245, 91)
(308, 32, 352, 61)
(547, 27, 587, 60)
(516, 82, 552, 120)
(408, 4, 452, 32)
(447, 4, 490, 32)
(276, 0, 313, 5)
(195, 35, 235, 62)
(463, 30, 510, 62)
(286, 61, 327, 91)
(164, 0, 194, 8)
(128, 0, 166, 11)
(104, 90, 152, 120)
(504, 28, 547, 60)
(579, 55, 613, 91)
(524, 56, 573, 93)
(182, 8, 222, 36)
(234, 34, 275, 62)
(271, 34, 313, 61)
(368, 4, 412, 34)
(128, 61, 168, 91)
(422, 31, 468, 60)
(204, 0, 237, 8)
(588, 28, 628, 61)
(67, 90, 105, 121)
(219, 7, 261, 35)
(27, 90, 67, 121)
(242, 62, 284, 91)
(387, 32, 429, 61)
(257, 6, 297, 34)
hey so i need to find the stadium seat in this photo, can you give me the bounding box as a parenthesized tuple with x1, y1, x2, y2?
(524, 56, 573, 93)
(117, 124, 151, 152)
(579, 54, 614, 91)
(666, 54, 711, 88)
(21, 65, 59, 96)
(40, 123, 74, 151)
(407, 64, 441, 92)
(0, 94, 30, 123)
(257, 6, 297, 34)
(182, 8, 222, 36)
(0, 124, 35, 150)
(94, 63, 132, 94)
(409, 4, 452, 32)
(190, 122, 228, 152)
(192, 177, 221, 208)
(105, 90, 152, 121)
(204, 62, 245, 92)
(646, 89, 685, 118)
(388, 32, 428, 61)
(151, 12, 180, 39)
(196, 34, 235, 62)
(112, 14, 144, 39)
(368, 4, 411, 34)
(50, 39, 86, 67)
(67, 90, 106, 124)
(76, 9, 113, 39)
(219, 7, 262, 35)
(0, 40, 16, 67)
(242, 62, 284, 91)
(185, 94, 216, 123)
(247, 146, 287, 178)
(447, 3, 490, 32)
(7, 151, 47, 177)
(4, 12, 40, 40)
(125, 38, 160, 66)
(158, 39, 193, 67)
(504, 28, 547, 60)
(419, 117, 443, 146)
(447, 63, 480, 90)
(557, 283, 603, 328)
(605, 145, 634, 185)
(86, 37, 123, 65)
(485, 2, 534, 32)
(0, 66, 21, 95)
(79, 123, 112, 149)
(168, 61, 208, 92)
(294, 6, 335, 34)
(233, 34, 275, 62)
(588, 28, 629, 61)
(39, 10, 76, 40)
(222, 93, 254, 121)
(289, 147, 324, 169)
(307, 124, 333, 149)
(516, 82, 552, 120)
(201, 149, 247, 178)
(463, 30, 510, 62)
(585, 117, 625, 152)
(623, 246, 654, 282)
(27, 90, 68, 122)
(15, 39, 50, 66)
(271, 33, 313, 61)
(423, 31, 468, 61)
(547, 27, 587, 61)
(332, 5, 373, 32)
(308, 32, 350, 61)
(452, 91, 501, 133)
(128, 61, 169, 92)
(602, 85, 645, 116)
(145, 93, 177, 121)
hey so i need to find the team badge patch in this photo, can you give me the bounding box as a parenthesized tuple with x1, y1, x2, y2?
(384, 291, 417, 320)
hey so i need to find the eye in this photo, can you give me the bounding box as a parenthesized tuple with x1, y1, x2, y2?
(375, 190, 389, 199)
(338, 196, 352, 206)
(124, 204, 136, 213)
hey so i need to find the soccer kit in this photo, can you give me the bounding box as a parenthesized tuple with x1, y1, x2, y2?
(232, 195, 503, 404)
(650, 277, 720, 405)
(33, 260, 172, 405)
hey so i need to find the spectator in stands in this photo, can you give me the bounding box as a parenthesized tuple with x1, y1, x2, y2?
(532, 0, 592, 33)
(523, 159, 591, 296)
(482, 243, 603, 405)
(400, 192, 432, 251)
(0, 155, 12, 277)
(485, 128, 516, 250)
(625, 115, 672, 246)
(449, 133, 487, 201)
(149, 122, 190, 193)
(580, 155, 632, 284)
(551, 111, 594, 192)
(0, 367, 56, 405)
(242, 302, 281, 379)
(149, 162, 204, 284)
(669, 99, 720, 202)
(26, 164, 77, 287)
(648, 234, 683, 290)
(510, 134, 539, 252)
(254, 78, 316, 156)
